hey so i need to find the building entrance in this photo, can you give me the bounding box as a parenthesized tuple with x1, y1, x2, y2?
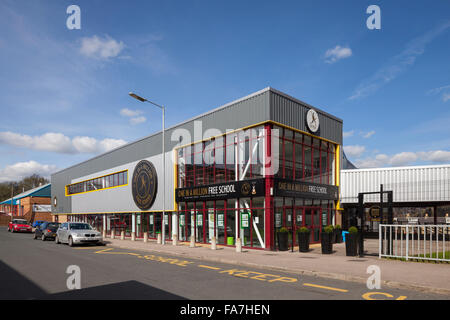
(280, 206, 323, 248)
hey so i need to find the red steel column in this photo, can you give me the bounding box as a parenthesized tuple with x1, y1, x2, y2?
(264, 124, 274, 250)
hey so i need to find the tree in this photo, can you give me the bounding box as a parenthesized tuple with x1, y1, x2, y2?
(0, 175, 49, 203)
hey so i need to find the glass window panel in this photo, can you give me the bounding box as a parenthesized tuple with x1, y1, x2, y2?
(295, 142, 303, 180)
(313, 146, 320, 183)
(304, 145, 312, 182)
(284, 139, 293, 180)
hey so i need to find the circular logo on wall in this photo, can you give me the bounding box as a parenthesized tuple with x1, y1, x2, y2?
(241, 182, 251, 196)
(132, 160, 158, 210)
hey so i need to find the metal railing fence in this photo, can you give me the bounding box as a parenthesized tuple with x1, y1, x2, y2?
(379, 224, 450, 262)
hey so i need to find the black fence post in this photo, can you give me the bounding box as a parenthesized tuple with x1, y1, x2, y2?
(358, 193, 364, 257)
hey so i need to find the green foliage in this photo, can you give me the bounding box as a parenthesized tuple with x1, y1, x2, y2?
(349, 226, 359, 234)
(323, 225, 334, 233)
(278, 227, 289, 233)
(334, 224, 341, 229)
(0, 174, 49, 202)
(297, 227, 310, 233)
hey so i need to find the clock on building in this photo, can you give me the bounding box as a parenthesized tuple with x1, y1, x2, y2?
(306, 108, 320, 133)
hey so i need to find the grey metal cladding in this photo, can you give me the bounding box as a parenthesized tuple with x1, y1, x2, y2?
(269, 89, 343, 144)
(51, 169, 71, 214)
(51, 87, 342, 214)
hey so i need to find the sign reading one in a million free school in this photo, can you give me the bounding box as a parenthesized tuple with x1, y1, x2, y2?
(176, 179, 265, 202)
(274, 178, 339, 200)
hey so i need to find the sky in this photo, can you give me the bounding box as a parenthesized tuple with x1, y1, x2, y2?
(0, 0, 449, 182)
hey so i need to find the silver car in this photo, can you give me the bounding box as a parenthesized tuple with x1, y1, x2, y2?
(56, 222, 103, 247)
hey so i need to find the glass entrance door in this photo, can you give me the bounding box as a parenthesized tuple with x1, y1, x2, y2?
(304, 206, 322, 243)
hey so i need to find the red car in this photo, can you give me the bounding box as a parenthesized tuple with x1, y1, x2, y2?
(8, 219, 32, 233)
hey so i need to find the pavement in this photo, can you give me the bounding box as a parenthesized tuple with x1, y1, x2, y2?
(105, 236, 450, 296)
(2, 228, 447, 300)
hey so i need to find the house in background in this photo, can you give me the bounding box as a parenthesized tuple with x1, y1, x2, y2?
(0, 184, 52, 224)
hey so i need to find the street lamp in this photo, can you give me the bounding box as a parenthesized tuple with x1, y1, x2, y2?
(129, 92, 166, 245)
(10, 182, 15, 221)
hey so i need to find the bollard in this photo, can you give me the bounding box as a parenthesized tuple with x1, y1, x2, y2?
(131, 232, 136, 241)
(157, 233, 162, 244)
(120, 230, 125, 240)
(172, 234, 178, 246)
(190, 235, 195, 248)
(235, 237, 242, 253)
(143, 232, 148, 243)
(211, 236, 217, 250)
(111, 229, 115, 239)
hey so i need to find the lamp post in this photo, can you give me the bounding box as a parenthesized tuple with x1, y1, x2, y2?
(10, 182, 15, 221)
(129, 92, 166, 245)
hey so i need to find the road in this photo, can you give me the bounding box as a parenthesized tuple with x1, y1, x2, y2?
(0, 227, 447, 300)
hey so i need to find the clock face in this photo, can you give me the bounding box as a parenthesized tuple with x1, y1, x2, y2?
(306, 109, 319, 133)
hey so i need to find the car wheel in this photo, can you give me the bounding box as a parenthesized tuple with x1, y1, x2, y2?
(55, 236, 60, 244)
(41, 234, 46, 241)
(68, 236, 73, 247)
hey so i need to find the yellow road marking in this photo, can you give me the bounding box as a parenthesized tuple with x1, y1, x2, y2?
(198, 265, 221, 270)
(396, 296, 407, 300)
(303, 283, 348, 293)
(361, 292, 408, 300)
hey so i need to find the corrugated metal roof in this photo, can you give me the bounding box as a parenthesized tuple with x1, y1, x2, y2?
(0, 183, 51, 204)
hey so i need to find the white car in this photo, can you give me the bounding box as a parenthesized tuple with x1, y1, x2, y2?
(56, 222, 103, 247)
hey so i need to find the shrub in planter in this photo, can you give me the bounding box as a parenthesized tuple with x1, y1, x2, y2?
(321, 225, 334, 254)
(277, 227, 289, 251)
(297, 227, 311, 252)
(334, 225, 342, 243)
(346, 226, 359, 256)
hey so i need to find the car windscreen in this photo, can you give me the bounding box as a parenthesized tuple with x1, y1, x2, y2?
(69, 223, 92, 230)
(13, 220, 28, 225)
(47, 223, 60, 229)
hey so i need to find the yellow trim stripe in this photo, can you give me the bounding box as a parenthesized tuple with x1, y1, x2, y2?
(65, 169, 128, 197)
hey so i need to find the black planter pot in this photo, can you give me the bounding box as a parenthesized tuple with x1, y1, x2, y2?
(297, 232, 310, 252)
(277, 232, 289, 251)
(321, 232, 333, 254)
(345, 232, 359, 256)
(335, 229, 343, 243)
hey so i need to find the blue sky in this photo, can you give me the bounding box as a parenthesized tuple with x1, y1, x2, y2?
(0, 0, 449, 181)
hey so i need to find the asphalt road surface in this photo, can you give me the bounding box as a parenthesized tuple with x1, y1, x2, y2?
(0, 227, 447, 300)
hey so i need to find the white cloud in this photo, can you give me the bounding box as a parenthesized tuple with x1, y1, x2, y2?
(443, 93, 450, 102)
(120, 108, 146, 125)
(129, 116, 147, 125)
(417, 150, 450, 162)
(362, 130, 376, 138)
(98, 138, 128, 153)
(427, 84, 450, 102)
(72, 136, 99, 153)
(0, 131, 127, 154)
(354, 150, 450, 168)
(344, 145, 366, 158)
(343, 130, 354, 138)
(0, 161, 58, 183)
(389, 152, 418, 166)
(120, 108, 143, 117)
(349, 21, 450, 100)
(324, 45, 352, 64)
(80, 35, 125, 59)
